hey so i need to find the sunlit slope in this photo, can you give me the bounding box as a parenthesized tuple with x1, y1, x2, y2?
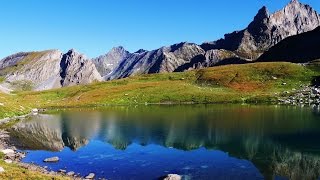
(0, 62, 318, 118)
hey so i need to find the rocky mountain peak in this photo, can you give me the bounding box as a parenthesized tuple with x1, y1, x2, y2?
(108, 46, 129, 57)
(92, 47, 131, 77)
(283, 0, 310, 13)
(269, 0, 320, 33)
(110, 46, 127, 54)
(253, 6, 269, 22)
(60, 50, 102, 87)
(64, 49, 87, 63)
(289, 0, 299, 5)
(134, 49, 148, 54)
(211, 0, 320, 59)
(67, 48, 77, 54)
(66, 49, 82, 57)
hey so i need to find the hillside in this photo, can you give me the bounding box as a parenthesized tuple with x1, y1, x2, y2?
(0, 62, 318, 119)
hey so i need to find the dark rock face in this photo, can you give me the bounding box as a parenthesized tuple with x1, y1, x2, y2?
(258, 27, 320, 63)
(206, 0, 320, 59)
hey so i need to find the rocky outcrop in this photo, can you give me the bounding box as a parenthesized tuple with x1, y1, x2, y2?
(92, 46, 129, 77)
(0, 52, 30, 72)
(258, 27, 320, 63)
(0, 49, 102, 91)
(278, 86, 320, 106)
(203, 49, 248, 66)
(60, 49, 102, 87)
(204, 0, 320, 59)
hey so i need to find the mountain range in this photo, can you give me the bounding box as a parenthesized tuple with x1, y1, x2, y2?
(1, 0, 319, 91)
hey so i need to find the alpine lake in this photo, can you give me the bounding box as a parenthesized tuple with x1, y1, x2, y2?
(5, 104, 320, 180)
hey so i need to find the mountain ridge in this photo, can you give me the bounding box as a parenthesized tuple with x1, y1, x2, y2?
(0, 0, 319, 91)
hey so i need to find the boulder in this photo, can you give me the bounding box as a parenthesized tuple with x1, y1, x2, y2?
(58, 169, 66, 173)
(312, 88, 320, 94)
(85, 173, 95, 179)
(1, 149, 14, 154)
(43, 156, 59, 163)
(4, 159, 12, 164)
(163, 174, 182, 180)
(67, 171, 75, 176)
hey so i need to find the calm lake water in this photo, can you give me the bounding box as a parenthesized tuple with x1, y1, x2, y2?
(6, 105, 320, 180)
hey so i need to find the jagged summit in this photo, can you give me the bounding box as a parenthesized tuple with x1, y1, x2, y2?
(134, 49, 148, 54)
(253, 6, 269, 22)
(290, 0, 299, 4)
(92, 46, 130, 77)
(65, 48, 84, 57)
(110, 46, 126, 53)
(205, 0, 320, 59)
(67, 48, 77, 54)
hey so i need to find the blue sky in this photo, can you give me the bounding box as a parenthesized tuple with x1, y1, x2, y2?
(0, 0, 319, 59)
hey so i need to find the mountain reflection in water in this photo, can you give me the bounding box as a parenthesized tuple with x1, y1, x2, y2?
(7, 105, 320, 180)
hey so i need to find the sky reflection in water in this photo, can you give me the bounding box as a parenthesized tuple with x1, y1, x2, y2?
(7, 105, 320, 179)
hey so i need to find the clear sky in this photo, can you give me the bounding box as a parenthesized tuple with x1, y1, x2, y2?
(0, 0, 319, 59)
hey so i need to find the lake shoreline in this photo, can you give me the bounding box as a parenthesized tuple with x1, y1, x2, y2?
(0, 129, 79, 179)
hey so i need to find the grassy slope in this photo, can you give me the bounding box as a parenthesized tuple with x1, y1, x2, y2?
(0, 62, 318, 119)
(0, 93, 34, 119)
(0, 161, 69, 180)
